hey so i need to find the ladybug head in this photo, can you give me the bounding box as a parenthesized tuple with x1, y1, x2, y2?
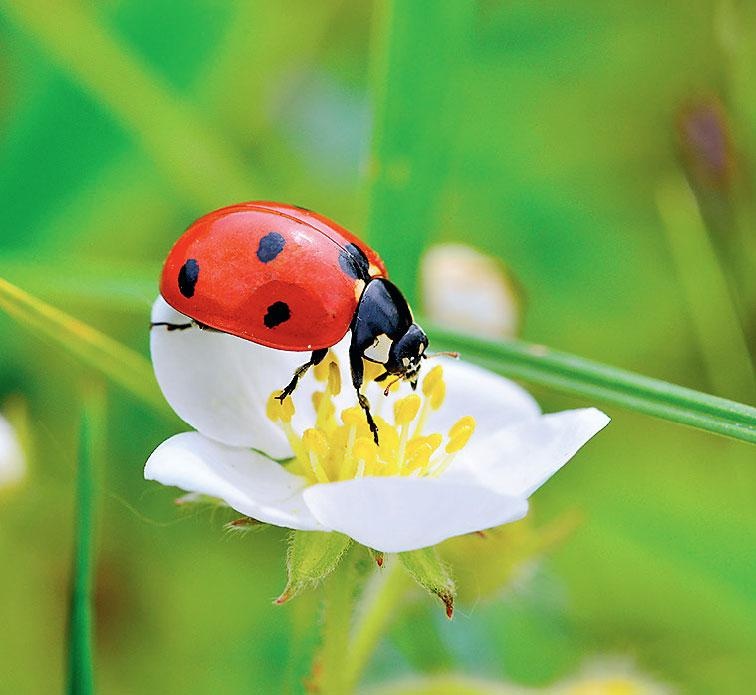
(385, 323, 429, 389)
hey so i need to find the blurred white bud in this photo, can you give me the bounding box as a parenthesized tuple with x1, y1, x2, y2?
(0, 414, 24, 491)
(552, 658, 673, 695)
(420, 244, 522, 338)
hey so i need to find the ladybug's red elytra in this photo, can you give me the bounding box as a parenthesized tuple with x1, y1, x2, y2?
(153, 201, 430, 443)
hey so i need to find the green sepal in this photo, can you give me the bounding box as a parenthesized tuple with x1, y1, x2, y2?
(399, 547, 456, 619)
(276, 531, 352, 604)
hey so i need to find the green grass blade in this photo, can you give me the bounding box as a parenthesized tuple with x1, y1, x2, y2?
(0, 0, 260, 209)
(67, 406, 96, 695)
(364, 0, 474, 303)
(656, 176, 756, 402)
(0, 277, 167, 413)
(429, 324, 756, 445)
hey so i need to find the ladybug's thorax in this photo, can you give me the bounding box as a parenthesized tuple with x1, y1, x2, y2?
(351, 277, 429, 388)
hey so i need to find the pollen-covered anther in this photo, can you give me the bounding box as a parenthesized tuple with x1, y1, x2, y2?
(327, 361, 342, 395)
(447, 416, 476, 452)
(394, 394, 421, 425)
(267, 392, 295, 423)
(341, 406, 363, 426)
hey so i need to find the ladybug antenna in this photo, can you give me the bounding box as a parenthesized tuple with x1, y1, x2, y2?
(425, 350, 460, 361)
(383, 375, 403, 397)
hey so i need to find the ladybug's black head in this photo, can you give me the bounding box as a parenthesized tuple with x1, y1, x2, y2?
(386, 323, 429, 389)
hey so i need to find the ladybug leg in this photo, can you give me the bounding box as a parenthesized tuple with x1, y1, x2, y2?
(349, 345, 380, 445)
(150, 320, 220, 332)
(150, 321, 193, 331)
(276, 348, 328, 402)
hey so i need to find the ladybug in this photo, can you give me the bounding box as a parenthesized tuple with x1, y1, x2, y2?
(153, 201, 430, 443)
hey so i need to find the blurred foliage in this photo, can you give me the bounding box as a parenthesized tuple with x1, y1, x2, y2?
(0, 1, 755, 693)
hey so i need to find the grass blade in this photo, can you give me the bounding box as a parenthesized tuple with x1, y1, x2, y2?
(0, 277, 167, 413)
(429, 324, 756, 445)
(0, 0, 260, 209)
(67, 405, 96, 695)
(364, 0, 474, 303)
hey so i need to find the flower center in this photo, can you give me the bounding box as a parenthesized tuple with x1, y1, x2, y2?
(266, 355, 475, 484)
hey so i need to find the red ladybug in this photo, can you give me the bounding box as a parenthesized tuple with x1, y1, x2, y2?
(153, 201, 429, 442)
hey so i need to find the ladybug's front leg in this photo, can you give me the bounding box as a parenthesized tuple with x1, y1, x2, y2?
(349, 344, 380, 445)
(276, 349, 328, 403)
(150, 320, 220, 332)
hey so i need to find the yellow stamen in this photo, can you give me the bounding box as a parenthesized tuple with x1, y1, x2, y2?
(394, 394, 421, 425)
(449, 415, 476, 439)
(422, 365, 444, 396)
(429, 380, 446, 410)
(327, 361, 342, 395)
(313, 356, 332, 382)
(302, 428, 330, 483)
(364, 360, 384, 383)
(266, 361, 474, 483)
(267, 392, 295, 423)
(313, 391, 335, 430)
(341, 406, 363, 426)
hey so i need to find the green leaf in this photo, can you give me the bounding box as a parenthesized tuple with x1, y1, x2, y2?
(276, 531, 352, 604)
(67, 402, 99, 695)
(400, 547, 456, 619)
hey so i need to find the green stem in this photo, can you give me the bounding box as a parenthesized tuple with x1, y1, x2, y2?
(344, 559, 408, 692)
(318, 549, 360, 695)
(67, 404, 97, 694)
(428, 324, 756, 445)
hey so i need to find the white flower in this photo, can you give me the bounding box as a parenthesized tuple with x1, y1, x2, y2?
(145, 297, 609, 553)
(0, 413, 24, 491)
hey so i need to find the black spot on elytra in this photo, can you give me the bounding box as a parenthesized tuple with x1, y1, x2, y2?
(257, 232, 286, 263)
(178, 259, 199, 298)
(338, 243, 370, 280)
(264, 301, 291, 328)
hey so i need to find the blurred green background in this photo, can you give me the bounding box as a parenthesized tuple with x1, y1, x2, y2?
(1, 1, 754, 693)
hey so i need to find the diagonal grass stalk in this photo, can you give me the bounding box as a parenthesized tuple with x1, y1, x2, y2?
(656, 176, 756, 402)
(0, 277, 166, 413)
(429, 323, 756, 445)
(0, 0, 260, 209)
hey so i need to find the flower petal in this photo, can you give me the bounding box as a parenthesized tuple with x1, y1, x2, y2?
(151, 296, 324, 458)
(422, 358, 541, 435)
(302, 477, 528, 552)
(0, 415, 24, 489)
(145, 431, 323, 530)
(450, 407, 610, 498)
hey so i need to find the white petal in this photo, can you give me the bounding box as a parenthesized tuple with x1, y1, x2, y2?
(450, 407, 610, 498)
(302, 476, 528, 552)
(423, 358, 541, 435)
(151, 296, 324, 458)
(0, 415, 24, 489)
(145, 431, 323, 530)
